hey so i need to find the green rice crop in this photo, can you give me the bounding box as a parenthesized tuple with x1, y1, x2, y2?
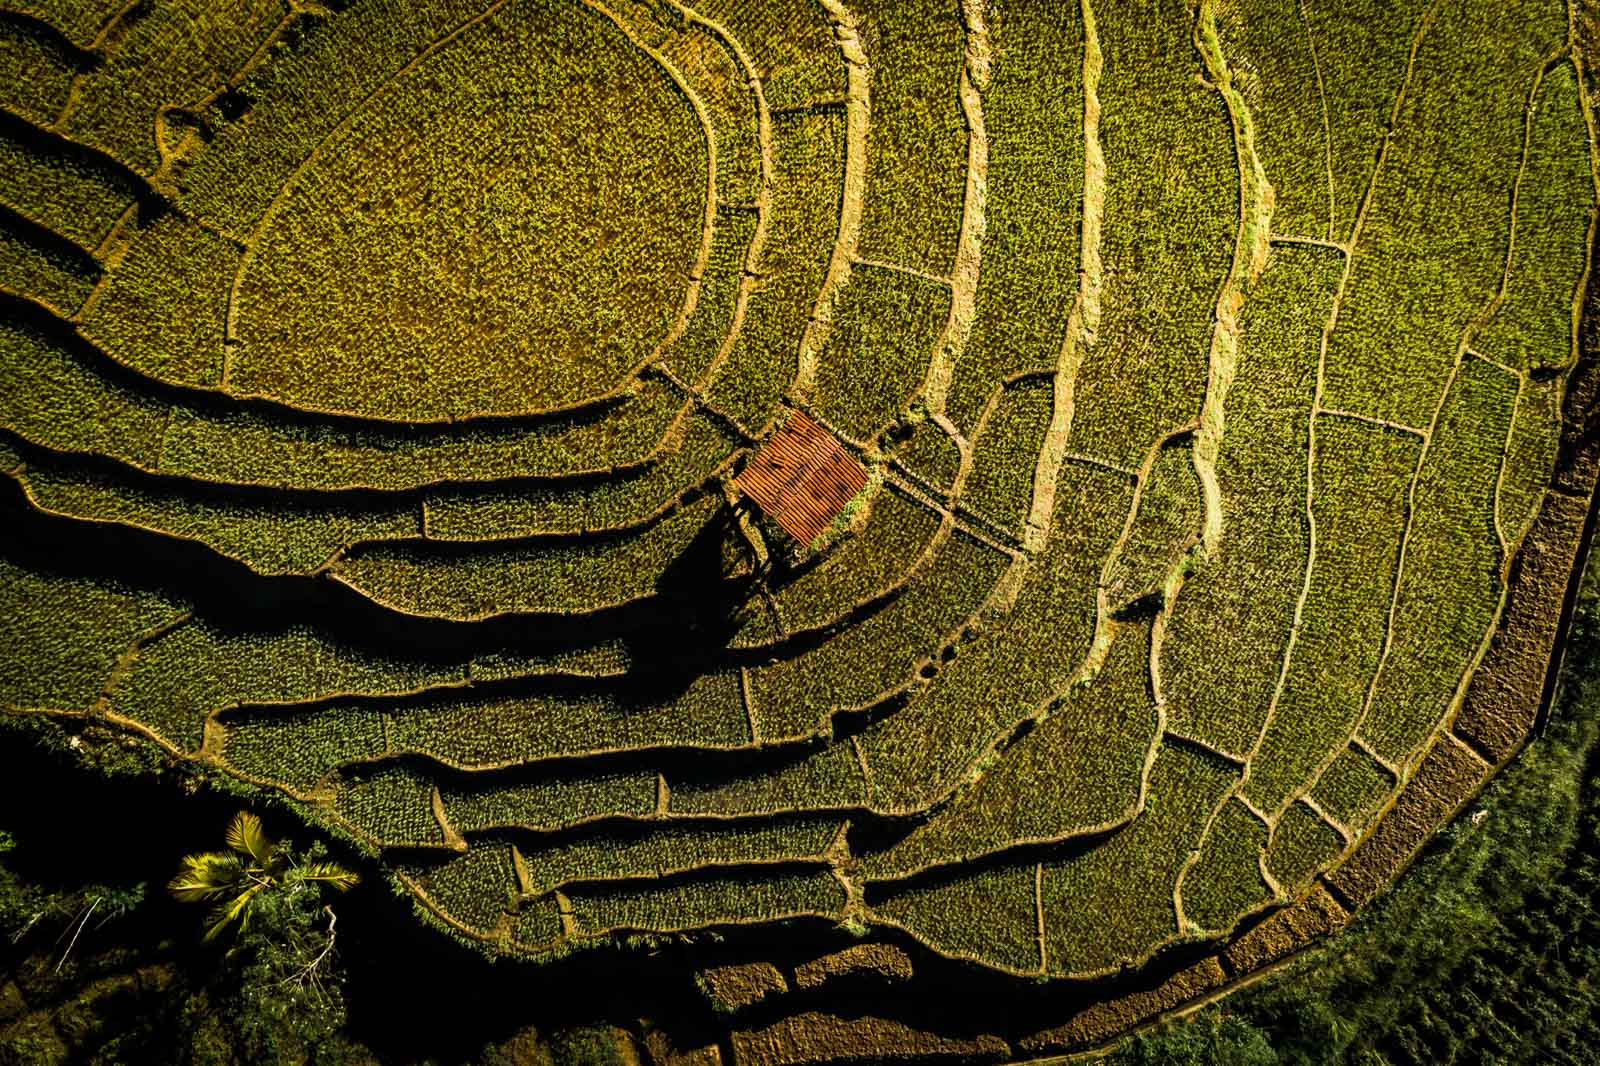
(1265, 799, 1344, 893)
(331, 495, 724, 621)
(0, 555, 186, 712)
(0, 126, 135, 250)
(1320, 0, 1563, 428)
(1360, 358, 1515, 764)
(567, 868, 846, 939)
(1063, 0, 1235, 472)
(1475, 62, 1594, 372)
(12, 444, 418, 575)
(5, 0, 126, 47)
(225, 0, 706, 422)
(1104, 442, 1202, 609)
(422, 415, 736, 541)
(809, 266, 950, 440)
(668, 744, 865, 817)
(1242, 418, 1419, 814)
(1497, 376, 1564, 547)
(63, 0, 289, 175)
(871, 864, 1040, 974)
(222, 703, 385, 793)
(385, 671, 746, 770)
(764, 484, 940, 635)
(331, 765, 446, 848)
(689, 0, 844, 113)
(1180, 797, 1271, 933)
(863, 618, 1155, 880)
(77, 214, 238, 388)
(400, 845, 517, 937)
(443, 772, 657, 835)
(1214, 0, 1330, 239)
(750, 529, 1008, 742)
(516, 816, 841, 896)
(1162, 246, 1337, 756)
(860, 466, 1133, 813)
(0, 22, 74, 124)
(703, 108, 843, 430)
(0, 222, 96, 313)
(1041, 743, 1236, 975)
(945, 0, 1084, 435)
(850, 0, 967, 276)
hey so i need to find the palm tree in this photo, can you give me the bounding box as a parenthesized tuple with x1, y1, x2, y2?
(168, 812, 358, 941)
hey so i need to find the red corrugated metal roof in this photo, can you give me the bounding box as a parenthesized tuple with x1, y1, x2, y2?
(734, 410, 868, 545)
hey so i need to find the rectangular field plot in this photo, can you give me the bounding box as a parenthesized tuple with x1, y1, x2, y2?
(870, 864, 1041, 975)
(1474, 62, 1594, 373)
(750, 529, 1007, 742)
(384, 671, 747, 769)
(1359, 357, 1515, 765)
(1161, 246, 1337, 756)
(442, 771, 657, 835)
(1264, 800, 1343, 895)
(0, 125, 136, 251)
(1319, 0, 1564, 428)
(11, 446, 419, 575)
(859, 464, 1133, 813)
(1308, 745, 1394, 835)
(705, 108, 844, 430)
(1062, 0, 1236, 472)
(566, 868, 846, 938)
(329, 765, 446, 849)
(961, 378, 1052, 538)
(667, 743, 865, 817)
(0, 555, 186, 713)
(850, 0, 968, 277)
(944, 0, 1083, 435)
(1213, 0, 1332, 239)
(689, 0, 845, 113)
(1178, 797, 1271, 934)
(331, 494, 725, 621)
(809, 266, 951, 440)
(1241, 417, 1418, 815)
(862, 618, 1156, 880)
(763, 485, 941, 636)
(1041, 743, 1236, 976)
(512, 815, 842, 897)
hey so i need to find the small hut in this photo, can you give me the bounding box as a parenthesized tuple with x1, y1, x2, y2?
(733, 409, 868, 547)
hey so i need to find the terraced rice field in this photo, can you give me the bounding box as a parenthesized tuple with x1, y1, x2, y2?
(1, 0, 1597, 1055)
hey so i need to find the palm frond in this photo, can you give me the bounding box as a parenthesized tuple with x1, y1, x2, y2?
(293, 862, 360, 893)
(223, 811, 275, 865)
(202, 883, 265, 942)
(167, 851, 246, 902)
